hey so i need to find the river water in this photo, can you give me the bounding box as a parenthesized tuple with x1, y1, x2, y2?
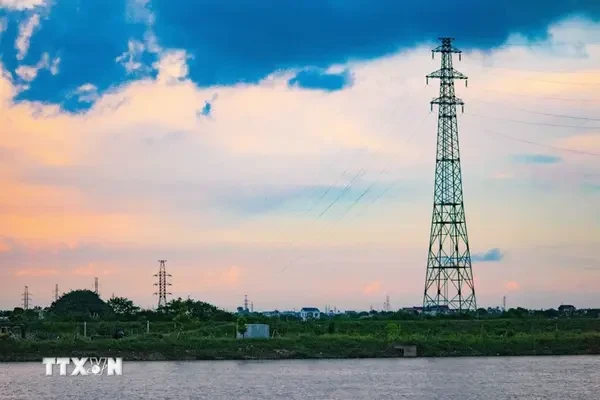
(1, 356, 598, 399)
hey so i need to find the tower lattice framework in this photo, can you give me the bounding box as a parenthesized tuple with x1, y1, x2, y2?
(423, 38, 476, 312)
(154, 260, 171, 308)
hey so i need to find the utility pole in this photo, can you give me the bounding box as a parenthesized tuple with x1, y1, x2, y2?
(54, 284, 59, 302)
(153, 260, 172, 308)
(94, 277, 99, 296)
(22, 286, 31, 310)
(423, 37, 476, 313)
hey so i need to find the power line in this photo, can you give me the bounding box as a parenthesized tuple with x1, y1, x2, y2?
(462, 63, 600, 86)
(468, 97, 600, 122)
(464, 112, 600, 130)
(472, 126, 600, 157)
(477, 88, 600, 103)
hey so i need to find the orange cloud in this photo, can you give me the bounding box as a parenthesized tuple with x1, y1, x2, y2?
(73, 263, 115, 277)
(222, 266, 242, 286)
(362, 280, 382, 295)
(505, 281, 520, 292)
(14, 268, 58, 277)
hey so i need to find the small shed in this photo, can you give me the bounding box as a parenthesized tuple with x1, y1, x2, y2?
(237, 324, 270, 339)
(393, 344, 417, 357)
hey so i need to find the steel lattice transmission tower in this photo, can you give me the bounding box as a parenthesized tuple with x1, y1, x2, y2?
(94, 277, 99, 296)
(423, 38, 476, 312)
(22, 286, 31, 310)
(154, 260, 171, 308)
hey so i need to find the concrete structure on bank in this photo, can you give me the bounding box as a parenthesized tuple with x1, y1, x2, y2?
(237, 324, 270, 339)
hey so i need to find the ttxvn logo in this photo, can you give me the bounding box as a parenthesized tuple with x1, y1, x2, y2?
(42, 357, 123, 376)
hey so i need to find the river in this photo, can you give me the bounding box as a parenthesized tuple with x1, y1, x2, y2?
(1, 356, 598, 399)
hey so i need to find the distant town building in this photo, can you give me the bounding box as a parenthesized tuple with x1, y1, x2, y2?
(261, 310, 280, 317)
(558, 305, 576, 315)
(299, 307, 320, 321)
(423, 305, 450, 316)
(401, 306, 424, 315)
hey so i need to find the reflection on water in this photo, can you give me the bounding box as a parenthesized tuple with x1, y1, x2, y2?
(0, 356, 598, 399)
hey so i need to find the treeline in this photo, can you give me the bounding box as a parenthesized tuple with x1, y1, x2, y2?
(2, 290, 599, 326)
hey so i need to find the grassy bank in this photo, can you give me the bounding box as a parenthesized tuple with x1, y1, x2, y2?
(2, 331, 600, 362)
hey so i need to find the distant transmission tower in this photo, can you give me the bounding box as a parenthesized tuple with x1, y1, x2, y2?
(94, 277, 99, 295)
(54, 284, 59, 302)
(384, 295, 391, 312)
(153, 260, 171, 308)
(244, 294, 249, 312)
(423, 37, 476, 312)
(22, 286, 31, 310)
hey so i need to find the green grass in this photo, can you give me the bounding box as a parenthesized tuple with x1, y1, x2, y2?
(2, 318, 600, 361)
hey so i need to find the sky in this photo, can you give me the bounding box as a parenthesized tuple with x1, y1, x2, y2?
(0, 0, 599, 311)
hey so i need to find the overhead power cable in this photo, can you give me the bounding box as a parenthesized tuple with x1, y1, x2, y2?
(467, 97, 600, 122)
(465, 112, 600, 130)
(477, 88, 600, 103)
(462, 124, 600, 157)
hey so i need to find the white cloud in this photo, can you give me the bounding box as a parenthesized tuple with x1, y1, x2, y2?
(49, 56, 60, 75)
(0, 0, 47, 10)
(0, 17, 7, 38)
(153, 50, 190, 83)
(14, 52, 59, 82)
(74, 83, 99, 103)
(127, 0, 155, 26)
(15, 13, 40, 61)
(115, 39, 146, 74)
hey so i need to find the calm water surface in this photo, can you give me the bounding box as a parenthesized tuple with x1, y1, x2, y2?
(1, 356, 599, 399)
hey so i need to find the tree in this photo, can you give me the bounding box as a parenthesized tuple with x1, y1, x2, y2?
(49, 290, 110, 318)
(107, 297, 140, 316)
(237, 316, 248, 337)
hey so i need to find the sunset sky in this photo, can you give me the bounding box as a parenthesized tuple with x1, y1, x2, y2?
(0, 1, 599, 311)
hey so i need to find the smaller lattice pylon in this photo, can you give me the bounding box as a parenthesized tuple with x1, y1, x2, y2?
(153, 260, 172, 308)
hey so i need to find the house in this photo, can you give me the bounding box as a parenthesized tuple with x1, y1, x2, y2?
(299, 307, 320, 321)
(401, 306, 424, 315)
(261, 310, 280, 317)
(558, 305, 576, 315)
(423, 305, 450, 316)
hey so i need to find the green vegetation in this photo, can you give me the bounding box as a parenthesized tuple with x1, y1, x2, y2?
(1, 291, 599, 361)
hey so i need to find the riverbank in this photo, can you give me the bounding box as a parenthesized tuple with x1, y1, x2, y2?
(2, 333, 600, 361)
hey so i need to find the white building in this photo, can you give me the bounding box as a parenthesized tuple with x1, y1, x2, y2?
(299, 307, 320, 321)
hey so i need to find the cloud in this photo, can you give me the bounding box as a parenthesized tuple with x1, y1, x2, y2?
(0, 1, 597, 110)
(14, 52, 59, 82)
(15, 13, 40, 61)
(288, 68, 353, 92)
(0, 17, 7, 37)
(513, 154, 562, 164)
(73, 263, 115, 277)
(221, 266, 241, 286)
(149, 0, 600, 88)
(362, 281, 382, 295)
(472, 249, 504, 263)
(14, 267, 57, 276)
(153, 49, 190, 83)
(73, 83, 99, 103)
(0, 0, 47, 10)
(115, 39, 147, 74)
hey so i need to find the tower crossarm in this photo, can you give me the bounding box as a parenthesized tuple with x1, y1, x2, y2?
(426, 68, 467, 82)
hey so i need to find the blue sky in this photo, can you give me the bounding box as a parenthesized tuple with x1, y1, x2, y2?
(0, 0, 599, 311)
